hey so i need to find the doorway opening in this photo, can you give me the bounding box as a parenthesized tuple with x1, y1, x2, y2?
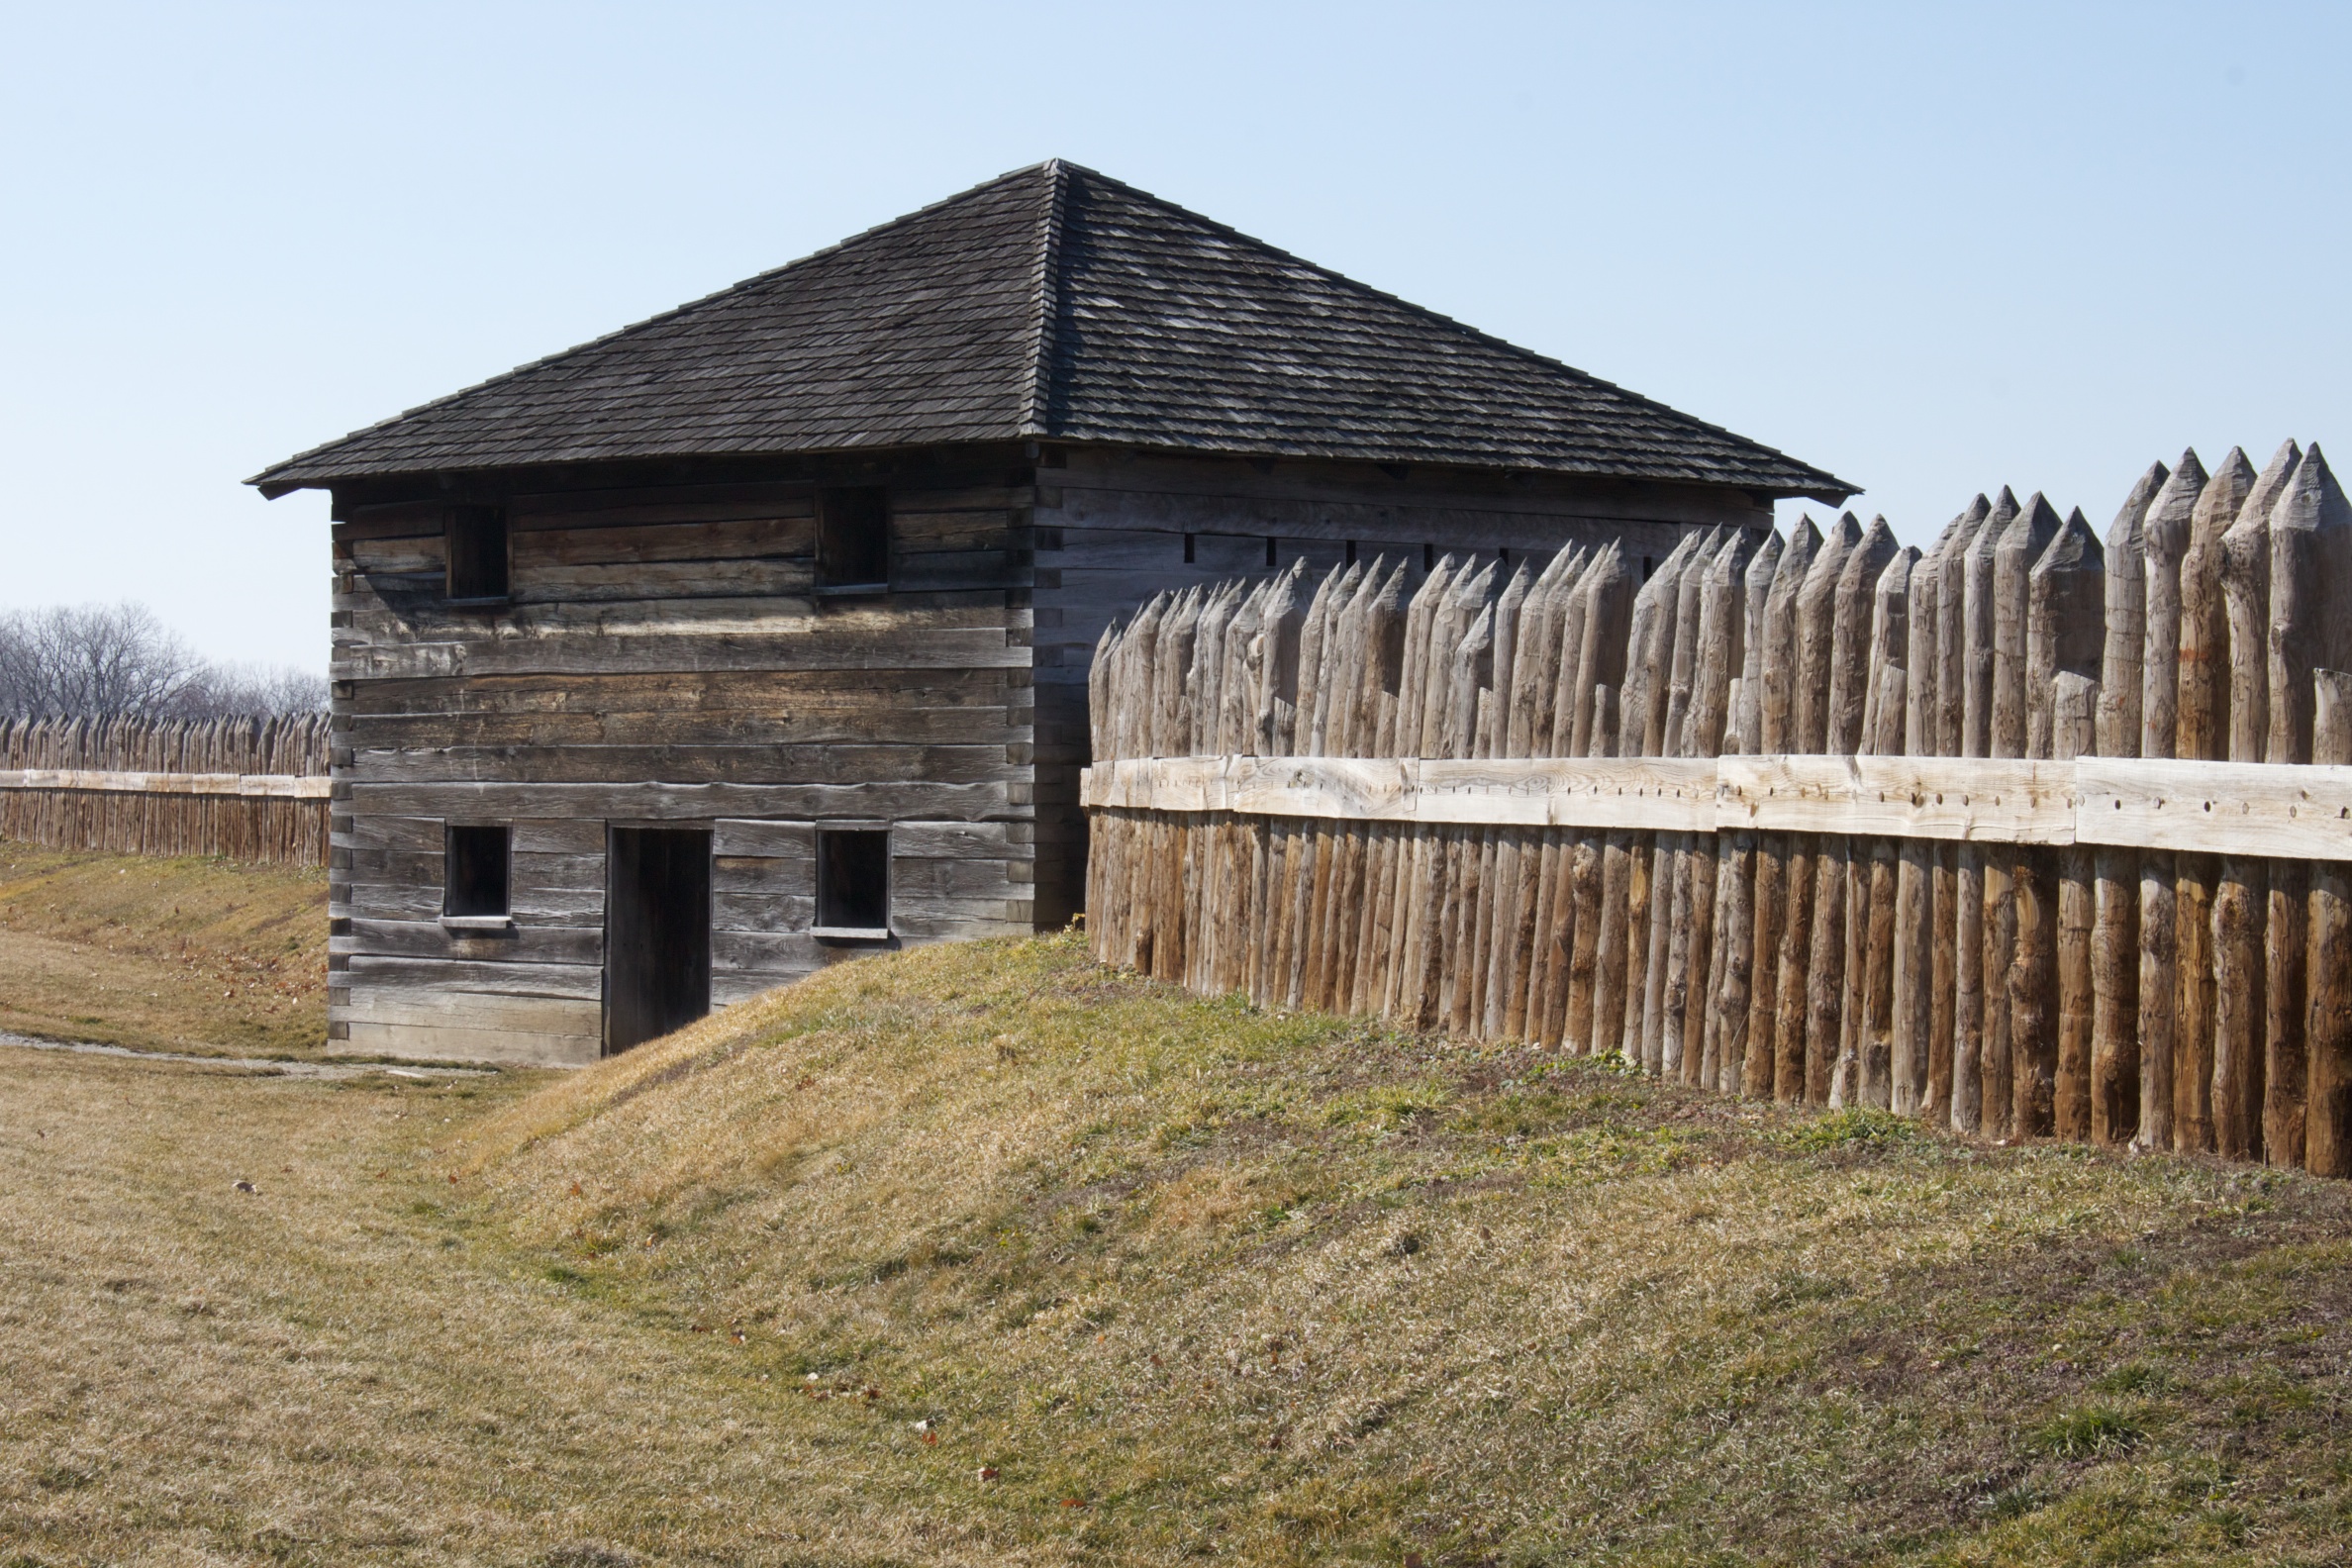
(604, 827, 712, 1054)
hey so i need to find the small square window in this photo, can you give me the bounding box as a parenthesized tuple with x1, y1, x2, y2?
(443, 825, 511, 920)
(814, 829, 890, 936)
(446, 505, 510, 601)
(816, 486, 890, 592)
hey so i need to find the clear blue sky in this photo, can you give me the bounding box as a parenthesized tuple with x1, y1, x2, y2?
(3, 1, 2344, 672)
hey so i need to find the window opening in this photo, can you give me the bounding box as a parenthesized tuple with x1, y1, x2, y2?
(1183, 533, 1196, 564)
(1344, 539, 1357, 566)
(443, 825, 511, 919)
(816, 486, 890, 591)
(1423, 541, 1435, 571)
(445, 506, 509, 602)
(1264, 537, 1277, 567)
(815, 829, 891, 935)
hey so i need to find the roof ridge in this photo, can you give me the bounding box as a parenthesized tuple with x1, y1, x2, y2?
(1018, 159, 1072, 438)
(251, 162, 1061, 489)
(1051, 164, 1837, 491)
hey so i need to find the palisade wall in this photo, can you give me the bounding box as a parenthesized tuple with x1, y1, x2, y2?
(1083, 441, 2352, 1175)
(0, 714, 331, 866)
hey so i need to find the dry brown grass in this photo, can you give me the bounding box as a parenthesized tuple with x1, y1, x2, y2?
(0, 842, 326, 1057)
(5, 930, 2352, 1565)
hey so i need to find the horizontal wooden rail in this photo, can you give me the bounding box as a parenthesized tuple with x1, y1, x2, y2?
(0, 768, 333, 800)
(1083, 753, 2352, 860)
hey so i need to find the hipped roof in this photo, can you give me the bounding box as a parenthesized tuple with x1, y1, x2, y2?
(253, 161, 1852, 501)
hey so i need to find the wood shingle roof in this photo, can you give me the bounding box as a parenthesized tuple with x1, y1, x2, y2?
(253, 161, 1852, 500)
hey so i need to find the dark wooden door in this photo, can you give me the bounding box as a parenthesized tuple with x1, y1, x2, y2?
(604, 828, 712, 1054)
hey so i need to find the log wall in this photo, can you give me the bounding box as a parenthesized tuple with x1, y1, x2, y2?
(330, 461, 1039, 1066)
(1084, 441, 2352, 1174)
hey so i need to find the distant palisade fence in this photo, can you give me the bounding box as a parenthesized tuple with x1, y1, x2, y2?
(1083, 441, 2352, 1177)
(0, 714, 332, 867)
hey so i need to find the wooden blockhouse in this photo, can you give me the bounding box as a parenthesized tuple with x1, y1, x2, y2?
(253, 159, 1850, 1065)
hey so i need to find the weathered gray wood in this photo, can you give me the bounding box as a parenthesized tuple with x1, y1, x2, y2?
(1964, 489, 2018, 758)
(2180, 448, 2258, 764)
(1937, 495, 1992, 758)
(1796, 514, 1862, 752)
(1818, 521, 1887, 1108)
(2140, 453, 2208, 759)
(1777, 515, 1860, 1098)
(1994, 494, 2063, 760)
(2099, 464, 2165, 757)
(1760, 518, 1821, 754)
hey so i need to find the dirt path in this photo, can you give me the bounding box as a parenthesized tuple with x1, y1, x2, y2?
(0, 1030, 483, 1081)
(0, 1046, 1012, 1567)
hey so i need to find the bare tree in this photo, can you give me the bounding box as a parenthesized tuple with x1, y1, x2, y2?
(0, 603, 325, 719)
(169, 661, 331, 718)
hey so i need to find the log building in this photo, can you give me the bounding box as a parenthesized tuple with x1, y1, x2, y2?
(253, 160, 1850, 1065)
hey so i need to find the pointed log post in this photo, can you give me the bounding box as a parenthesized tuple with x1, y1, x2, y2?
(1547, 550, 1630, 1042)
(1951, 492, 2013, 1133)
(1938, 496, 1992, 756)
(2263, 451, 2349, 1164)
(2016, 508, 2102, 1140)
(1381, 558, 1452, 1019)
(2091, 461, 2162, 1146)
(2285, 449, 2352, 1173)
(2131, 454, 2205, 1150)
(1604, 543, 1678, 1062)
(1819, 517, 1894, 1106)
(1608, 538, 1695, 1064)
(1717, 530, 1782, 1095)
(1750, 519, 1817, 1099)
(1783, 515, 1860, 1100)
(1473, 563, 1537, 1033)
(1682, 531, 1753, 1082)
(1319, 568, 1383, 1010)
(1343, 562, 1411, 1013)
(1639, 534, 1715, 1071)
(2173, 451, 2256, 1150)
(1505, 550, 1579, 1038)
(1930, 498, 1990, 1126)
(1831, 522, 1902, 1105)
(1897, 519, 1954, 1119)
(2206, 443, 2299, 1158)
(1762, 517, 1822, 753)
(1965, 488, 2019, 756)
(1799, 514, 1865, 750)
(1985, 494, 2061, 1136)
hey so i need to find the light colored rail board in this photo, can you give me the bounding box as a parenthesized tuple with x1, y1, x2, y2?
(1717, 756, 2078, 842)
(2074, 757, 2352, 859)
(1083, 756, 1717, 831)
(0, 768, 333, 799)
(1085, 754, 2352, 860)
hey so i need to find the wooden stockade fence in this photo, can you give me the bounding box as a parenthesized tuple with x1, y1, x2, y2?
(0, 715, 332, 867)
(1084, 441, 2352, 1177)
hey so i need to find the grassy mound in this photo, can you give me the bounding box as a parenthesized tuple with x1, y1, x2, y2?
(0, 843, 326, 1055)
(461, 932, 2352, 1565)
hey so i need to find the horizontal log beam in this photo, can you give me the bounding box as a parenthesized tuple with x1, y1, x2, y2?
(1082, 753, 2352, 860)
(0, 768, 333, 800)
